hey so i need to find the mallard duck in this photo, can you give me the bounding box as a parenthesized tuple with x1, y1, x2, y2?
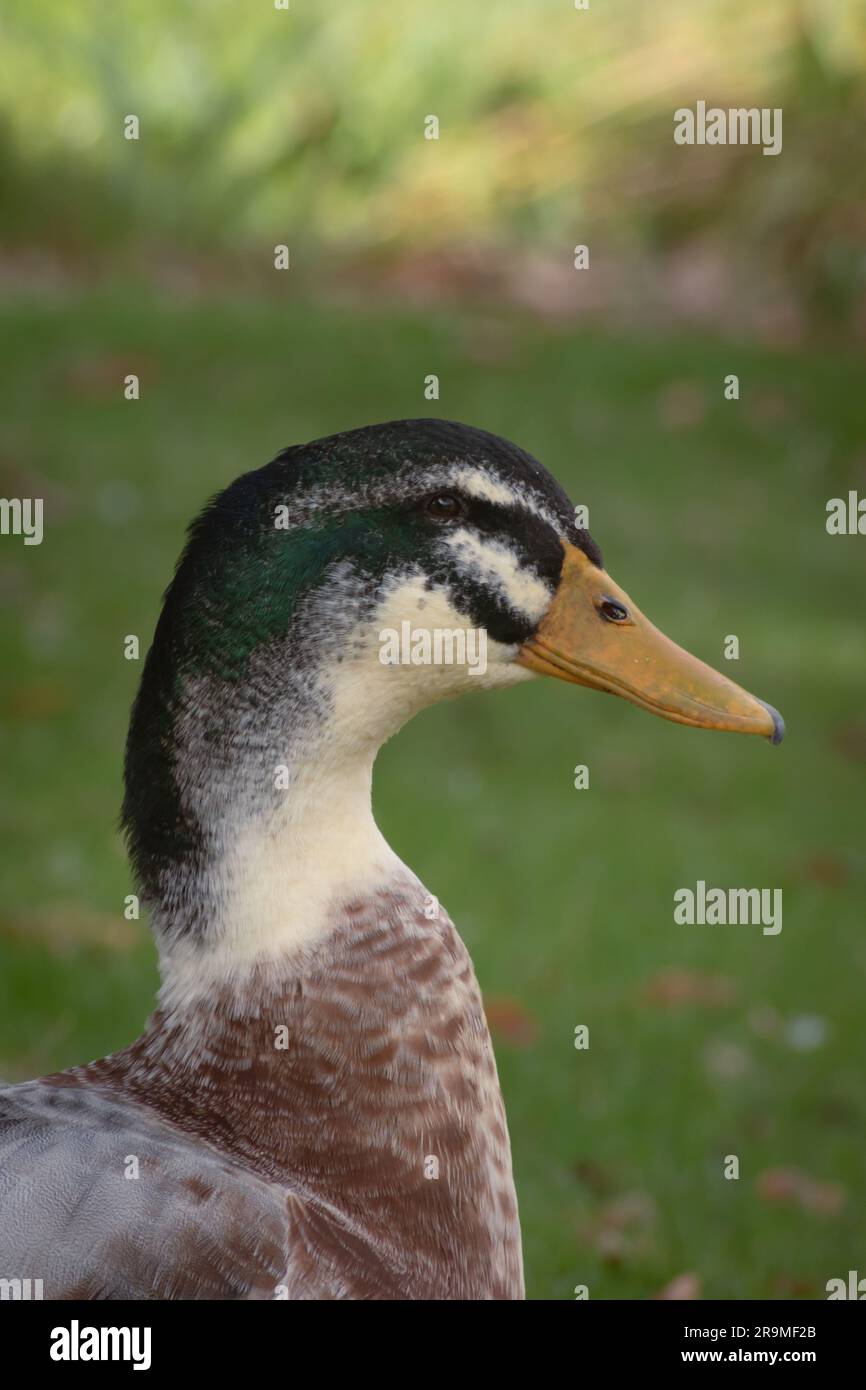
(0, 419, 783, 1300)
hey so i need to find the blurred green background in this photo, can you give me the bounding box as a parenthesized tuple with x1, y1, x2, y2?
(0, 1, 864, 1300)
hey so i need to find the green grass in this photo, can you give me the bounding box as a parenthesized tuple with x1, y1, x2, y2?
(0, 287, 863, 1299)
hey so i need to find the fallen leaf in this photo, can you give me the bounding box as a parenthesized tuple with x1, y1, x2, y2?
(0, 682, 69, 720)
(580, 1190, 657, 1262)
(768, 1273, 819, 1298)
(640, 968, 737, 1009)
(801, 852, 848, 888)
(655, 1272, 702, 1300)
(571, 1158, 614, 1196)
(756, 1168, 846, 1216)
(483, 996, 538, 1046)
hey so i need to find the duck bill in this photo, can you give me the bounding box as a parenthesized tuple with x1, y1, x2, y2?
(517, 544, 784, 743)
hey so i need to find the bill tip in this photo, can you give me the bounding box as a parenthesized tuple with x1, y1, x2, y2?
(760, 701, 785, 745)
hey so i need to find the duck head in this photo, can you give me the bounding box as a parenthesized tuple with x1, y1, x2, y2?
(123, 419, 782, 963)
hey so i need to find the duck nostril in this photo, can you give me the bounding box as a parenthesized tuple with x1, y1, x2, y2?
(599, 597, 629, 623)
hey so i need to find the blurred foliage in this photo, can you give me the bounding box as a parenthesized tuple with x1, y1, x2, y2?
(1, 1, 865, 334)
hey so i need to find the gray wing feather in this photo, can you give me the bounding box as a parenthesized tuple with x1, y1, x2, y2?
(0, 1081, 292, 1299)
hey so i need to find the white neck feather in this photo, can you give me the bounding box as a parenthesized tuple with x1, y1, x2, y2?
(158, 746, 411, 1007)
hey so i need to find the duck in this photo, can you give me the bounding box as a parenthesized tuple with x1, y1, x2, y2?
(0, 419, 783, 1300)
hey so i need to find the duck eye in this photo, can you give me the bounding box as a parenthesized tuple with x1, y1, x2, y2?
(599, 597, 629, 623)
(425, 493, 463, 521)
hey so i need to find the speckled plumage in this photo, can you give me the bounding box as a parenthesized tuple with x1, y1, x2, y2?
(0, 879, 522, 1299)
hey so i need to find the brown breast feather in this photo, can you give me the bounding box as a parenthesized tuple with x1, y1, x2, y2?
(0, 884, 524, 1299)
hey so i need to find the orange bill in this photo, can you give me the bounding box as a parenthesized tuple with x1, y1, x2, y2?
(517, 543, 784, 743)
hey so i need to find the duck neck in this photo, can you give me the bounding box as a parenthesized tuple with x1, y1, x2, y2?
(122, 613, 415, 989)
(154, 727, 409, 1008)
